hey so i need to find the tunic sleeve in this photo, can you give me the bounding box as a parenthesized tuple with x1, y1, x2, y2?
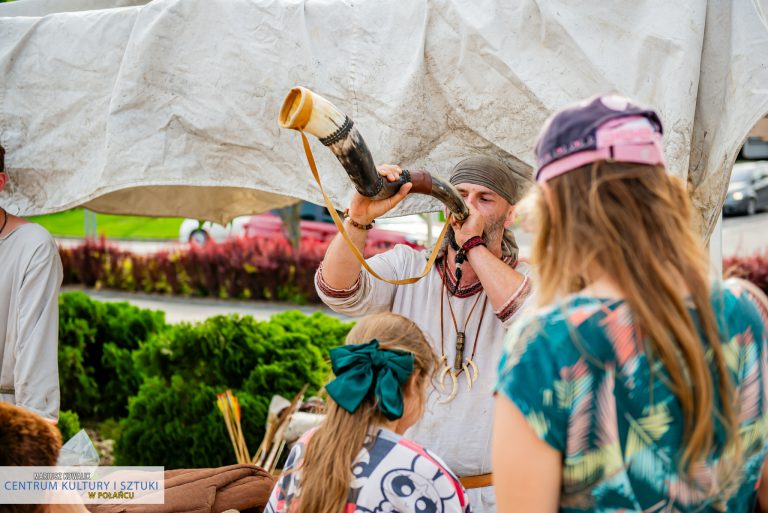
(495, 276, 533, 328)
(495, 261, 534, 329)
(314, 245, 411, 316)
(14, 238, 63, 421)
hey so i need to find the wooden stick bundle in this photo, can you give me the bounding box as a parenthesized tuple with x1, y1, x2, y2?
(253, 385, 308, 471)
(218, 385, 310, 470)
(216, 390, 250, 464)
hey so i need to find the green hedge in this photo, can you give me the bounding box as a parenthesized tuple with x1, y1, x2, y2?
(116, 376, 234, 468)
(58, 292, 167, 419)
(58, 293, 352, 468)
(57, 410, 82, 444)
(118, 311, 350, 468)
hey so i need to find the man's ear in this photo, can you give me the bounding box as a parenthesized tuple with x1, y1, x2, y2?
(503, 204, 516, 229)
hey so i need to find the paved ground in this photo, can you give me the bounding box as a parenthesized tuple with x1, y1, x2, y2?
(723, 211, 768, 256)
(68, 287, 354, 324)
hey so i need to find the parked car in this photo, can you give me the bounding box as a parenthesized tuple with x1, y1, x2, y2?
(178, 203, 333, 244)
(243, 212, 423, 252)
(724, 161, 768, 216)
(178, 216, 251, 244)
(179, 202, 427, 251)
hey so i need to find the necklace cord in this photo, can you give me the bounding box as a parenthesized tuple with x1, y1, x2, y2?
(445, 277, 482, 333)
(469, 297, 489, 361)
(439, 262, 486, 376)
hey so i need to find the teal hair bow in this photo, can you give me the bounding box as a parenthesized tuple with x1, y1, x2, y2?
(326, 339, 415, 421)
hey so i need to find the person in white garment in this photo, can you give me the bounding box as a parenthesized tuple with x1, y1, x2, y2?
(0, 144, 63, 421)
(315, 155, 532, 513)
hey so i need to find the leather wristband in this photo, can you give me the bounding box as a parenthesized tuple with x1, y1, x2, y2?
(343, 209, 375, 231)
(461, 236, 486, 252)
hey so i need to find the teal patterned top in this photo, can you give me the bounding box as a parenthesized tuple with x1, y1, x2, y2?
(497, 279, 768, 512)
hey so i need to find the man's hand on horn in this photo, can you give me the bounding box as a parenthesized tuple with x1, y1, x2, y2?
(347, 164, 413, 225)
(450, 201, 486, 247)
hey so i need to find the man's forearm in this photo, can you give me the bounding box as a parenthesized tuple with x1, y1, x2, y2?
(466, 246, 527, 311)
(319, 220, 370, 289)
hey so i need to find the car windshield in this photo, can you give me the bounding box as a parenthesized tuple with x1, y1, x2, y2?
(731, 165, 755, 183)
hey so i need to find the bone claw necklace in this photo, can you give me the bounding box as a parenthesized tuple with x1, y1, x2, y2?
(438, 260, 488, 404)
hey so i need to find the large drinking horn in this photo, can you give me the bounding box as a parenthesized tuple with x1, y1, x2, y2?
(278, 86, 469, 221)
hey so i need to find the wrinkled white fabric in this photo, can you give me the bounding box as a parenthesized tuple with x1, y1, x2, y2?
(0, 0, 146, 17)
(1, 0, 767, 236)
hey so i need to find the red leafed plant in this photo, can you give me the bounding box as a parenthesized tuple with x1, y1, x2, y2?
(723, 250, 768, 295)
(59, 234, 412, 304)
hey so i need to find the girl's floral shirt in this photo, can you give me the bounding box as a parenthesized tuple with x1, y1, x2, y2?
(497, 279, 768, 512)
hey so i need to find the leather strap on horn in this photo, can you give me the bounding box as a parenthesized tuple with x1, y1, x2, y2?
(407, 170, 433, 195)
(300, 131, 448, 285)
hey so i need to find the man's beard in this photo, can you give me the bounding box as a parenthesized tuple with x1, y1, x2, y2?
(483, 215, 505, 245)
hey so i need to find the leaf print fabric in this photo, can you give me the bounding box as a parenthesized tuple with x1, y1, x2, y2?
(497, 279, 768, 512)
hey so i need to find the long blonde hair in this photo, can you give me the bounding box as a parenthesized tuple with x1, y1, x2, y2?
(531, 162, 739, 470)
(290, 312, 437, 513)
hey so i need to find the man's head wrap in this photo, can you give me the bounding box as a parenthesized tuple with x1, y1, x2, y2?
(449, 156, 531, 206)
(441, 156, 533, 262)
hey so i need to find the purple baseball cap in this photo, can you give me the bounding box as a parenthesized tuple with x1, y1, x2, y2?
(534, 95, 666, 183)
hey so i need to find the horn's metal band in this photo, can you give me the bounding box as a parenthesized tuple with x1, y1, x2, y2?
(364, 168, 411, 199)
(368, 174, 385, 197)
(319, 116, 354, 146)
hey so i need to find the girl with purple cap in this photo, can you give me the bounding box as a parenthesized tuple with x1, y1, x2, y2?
(492, 95, 768, 512)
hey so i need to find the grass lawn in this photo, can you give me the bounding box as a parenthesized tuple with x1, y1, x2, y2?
(28, 208, 184, 240)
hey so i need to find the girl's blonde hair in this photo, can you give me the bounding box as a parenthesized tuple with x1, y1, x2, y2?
(290, 312, 437, 513)
(531, 162, 739, 470)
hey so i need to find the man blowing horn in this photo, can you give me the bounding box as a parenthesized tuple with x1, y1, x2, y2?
(315, 156, 533, 513)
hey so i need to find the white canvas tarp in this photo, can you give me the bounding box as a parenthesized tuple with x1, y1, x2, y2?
(1, 0, 767, 237)
(0, 0, 145, 17)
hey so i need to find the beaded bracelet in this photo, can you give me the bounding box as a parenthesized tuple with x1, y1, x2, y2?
(343, 209, 375, 231)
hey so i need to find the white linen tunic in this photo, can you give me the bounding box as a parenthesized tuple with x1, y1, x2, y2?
(315, 244, 531, 513)
(0, 223, 63, 420)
